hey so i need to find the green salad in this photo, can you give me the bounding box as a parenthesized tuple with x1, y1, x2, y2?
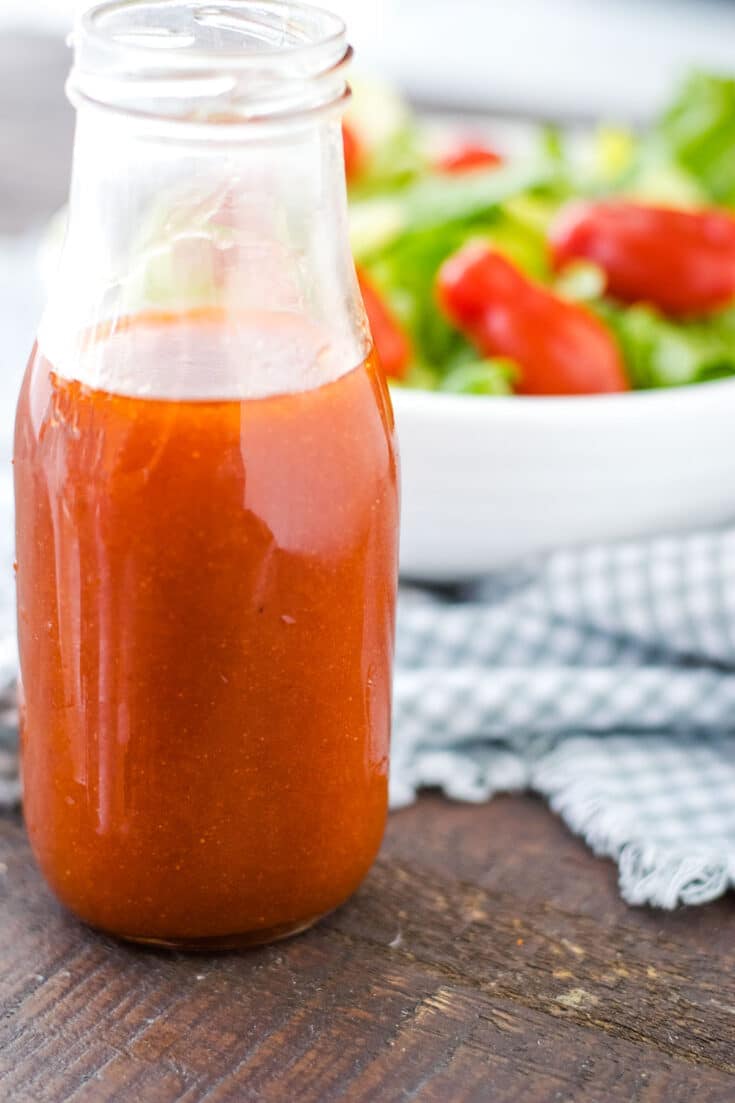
(345, 73, 735, 396)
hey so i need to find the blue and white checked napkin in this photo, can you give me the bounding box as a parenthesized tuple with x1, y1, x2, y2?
(392, 529, 735, 908)
(2, 233, 734, 909)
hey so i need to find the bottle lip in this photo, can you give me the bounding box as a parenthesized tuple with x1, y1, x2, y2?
(68, 0, 352, 134)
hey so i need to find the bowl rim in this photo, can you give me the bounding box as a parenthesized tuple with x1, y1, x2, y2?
(390, 373, 735, 420)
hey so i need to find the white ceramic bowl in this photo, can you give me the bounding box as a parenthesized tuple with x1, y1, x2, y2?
(393, 380, 735, 581)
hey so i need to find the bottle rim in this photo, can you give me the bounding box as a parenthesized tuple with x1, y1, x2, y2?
(68, 0, 352, 135)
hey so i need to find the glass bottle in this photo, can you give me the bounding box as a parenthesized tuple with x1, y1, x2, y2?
(14, 0, 399, 949)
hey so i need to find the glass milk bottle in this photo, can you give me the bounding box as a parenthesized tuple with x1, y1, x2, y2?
(14, 0, 399, 948)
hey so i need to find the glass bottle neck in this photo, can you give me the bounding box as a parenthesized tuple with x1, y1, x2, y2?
(40, 97, 367, 399)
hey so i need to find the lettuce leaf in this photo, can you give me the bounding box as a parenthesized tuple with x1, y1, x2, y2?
(350, 163, 557, 262)
(438, 358, 516, 396)
(596, 301, 735, 389)
(656, 72, 735, 206)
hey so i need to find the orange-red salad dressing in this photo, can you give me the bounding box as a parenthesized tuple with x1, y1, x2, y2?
(14, 311, 399, 945)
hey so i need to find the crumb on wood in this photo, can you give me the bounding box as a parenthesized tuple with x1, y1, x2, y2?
(556, 988, 600, 1011)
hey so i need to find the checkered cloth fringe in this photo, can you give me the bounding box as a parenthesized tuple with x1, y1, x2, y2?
(391, 527, 735, 908)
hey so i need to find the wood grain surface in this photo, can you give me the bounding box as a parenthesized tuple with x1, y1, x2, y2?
(1, 29, 733, 1103)
(0, 798, 734, 1102)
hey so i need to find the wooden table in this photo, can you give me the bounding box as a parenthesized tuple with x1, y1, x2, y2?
(1, 32, 733, 1103)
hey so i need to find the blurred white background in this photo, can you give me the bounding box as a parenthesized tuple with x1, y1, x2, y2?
(3, 0, 735, 120)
